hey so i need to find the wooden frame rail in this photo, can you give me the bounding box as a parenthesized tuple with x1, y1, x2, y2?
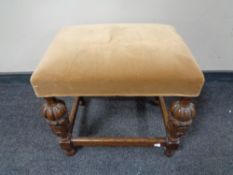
(71, 137, 166, 147)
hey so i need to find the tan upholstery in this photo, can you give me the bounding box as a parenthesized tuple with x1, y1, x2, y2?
(31, 24, 205, 97)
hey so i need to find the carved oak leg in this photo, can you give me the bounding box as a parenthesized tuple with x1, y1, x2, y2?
(165, 98, 196, 157)
(42, 97, 76, 156)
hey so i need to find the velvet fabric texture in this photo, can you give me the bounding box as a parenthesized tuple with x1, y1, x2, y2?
(31, 24, 204, 97)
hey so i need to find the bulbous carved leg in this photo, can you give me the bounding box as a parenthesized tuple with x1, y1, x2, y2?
(42, 97, 76, 156)
(165, 98, 196, 157)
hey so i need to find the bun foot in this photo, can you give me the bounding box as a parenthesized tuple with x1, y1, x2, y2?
(64, 148, 77, 156)
(164, 148, 175, 157)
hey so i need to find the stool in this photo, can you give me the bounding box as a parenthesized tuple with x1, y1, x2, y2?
(31, 24, 205, 157)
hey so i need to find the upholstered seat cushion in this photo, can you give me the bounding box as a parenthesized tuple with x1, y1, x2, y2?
(31, 24, 204, 97)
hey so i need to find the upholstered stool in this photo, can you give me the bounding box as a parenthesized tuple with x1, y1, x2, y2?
(31, 24, 204, 157)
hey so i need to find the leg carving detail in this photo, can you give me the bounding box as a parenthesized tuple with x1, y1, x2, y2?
(42, 97, 76, 156)
(165, 98, 196, 157)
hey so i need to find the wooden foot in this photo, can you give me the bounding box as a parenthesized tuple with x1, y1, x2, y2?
(164, 98, 196, 157)
(42, 97, 76, 156)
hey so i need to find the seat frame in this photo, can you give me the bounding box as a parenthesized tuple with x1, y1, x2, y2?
(42, 96, 196, 157)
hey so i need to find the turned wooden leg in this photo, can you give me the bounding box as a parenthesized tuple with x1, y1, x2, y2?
(79, 97, 85, 106)
(42, 97, 76, 156)
(154, 97, 160, 105)
(165, 98, 196, 157)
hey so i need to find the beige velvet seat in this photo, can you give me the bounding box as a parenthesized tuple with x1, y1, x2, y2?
(31, 24, 204, 97)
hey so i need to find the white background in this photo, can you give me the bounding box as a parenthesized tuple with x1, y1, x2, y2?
(0, 0, 233, 72)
